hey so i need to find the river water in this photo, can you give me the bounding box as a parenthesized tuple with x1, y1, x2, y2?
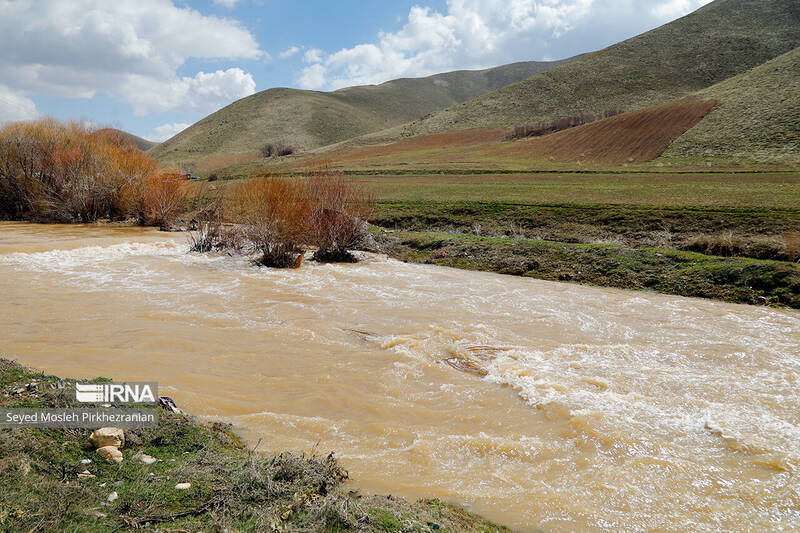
(1, 222, 798, 532)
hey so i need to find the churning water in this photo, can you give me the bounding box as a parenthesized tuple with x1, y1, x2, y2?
(1, 222, 798, 531)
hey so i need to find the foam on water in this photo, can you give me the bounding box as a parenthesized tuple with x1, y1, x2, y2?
(2, 225, 800, 531)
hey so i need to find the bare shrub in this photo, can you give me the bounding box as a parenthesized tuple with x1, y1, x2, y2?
(506, 109, 624, 141)
(305, 169, 374, 262)
(229, 176, 310, 267)
(188, 188, 245, 253)
(0, 118, 159, 222)
(136, 172, 190, 228)
(261, 142, 294, 158)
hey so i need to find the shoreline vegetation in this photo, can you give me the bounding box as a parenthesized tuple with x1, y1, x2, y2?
(366, 201, 800, 309)
(0, 359, 511, 532)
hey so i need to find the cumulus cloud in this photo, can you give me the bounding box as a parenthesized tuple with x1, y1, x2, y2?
(148, 122, 191, 142)
(213, 0, 239, 7)
(122, 68, 256, 115)
(297, 0, 715, 90)
(0, 0, 262, 114)
(280, 46, 301, 59)
(0, 84, 39, 124)
(297, 64, 327, 91)
(303, 48, 326, 64)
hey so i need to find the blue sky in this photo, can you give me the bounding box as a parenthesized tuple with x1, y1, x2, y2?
(0, 0, 712, 142)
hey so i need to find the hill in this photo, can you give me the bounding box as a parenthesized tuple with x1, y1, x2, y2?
(661, 46, 800, 162)
(95, 128, 157, 151)
(400, 0, 800, 138)
(149, 60, 565, 170)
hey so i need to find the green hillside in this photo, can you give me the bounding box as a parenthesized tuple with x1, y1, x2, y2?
(149, 60, 564, 169)
(97, 128, 158, 151)
(400, 0, 800, 138)
(661, 46, 800, 163)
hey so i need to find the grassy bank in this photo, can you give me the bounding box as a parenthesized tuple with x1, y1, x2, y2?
(371, 202, 800, 262)
(375, 230, 800, 309)
(0, 359, 509, 532)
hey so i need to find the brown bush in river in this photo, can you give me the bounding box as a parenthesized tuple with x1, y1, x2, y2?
(306, 168, 373, 262)
(229, 176, 310, 268)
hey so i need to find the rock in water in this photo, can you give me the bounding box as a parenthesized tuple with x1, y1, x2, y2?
(89, 427, 125, 449)
(96, 446, 123, 463)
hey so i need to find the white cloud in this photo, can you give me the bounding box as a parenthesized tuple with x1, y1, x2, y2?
(122, 68, 256, 115)
(651, 0, 712, 19)
(297, 64, 328, 90)
(296, 0, 717, 90)
(0, 84, 39, 124)
(213, 0, 239, 7)
(280, 46, 301, 59)
(148, 122, 191, 142)
(0, 0, 262, 114)
(303, 48, 325, 64)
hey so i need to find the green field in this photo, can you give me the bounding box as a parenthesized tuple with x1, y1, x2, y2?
(356, 171, 800, 207)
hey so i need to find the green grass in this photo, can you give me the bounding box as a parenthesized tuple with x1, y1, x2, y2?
(370, 201, 800, 258)
(377, 230, 800, 308)
(402, 0, 800, 140)
(661, 46, 800, 163)
(149, 60, 563, 169)
(0, 359, 511, 532)
(358, 171, 800, 207)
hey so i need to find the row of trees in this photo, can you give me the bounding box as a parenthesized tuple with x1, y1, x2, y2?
(506, 110, 624, 141)
(191, 169, 373, 267)
(0, 119, 187, 226)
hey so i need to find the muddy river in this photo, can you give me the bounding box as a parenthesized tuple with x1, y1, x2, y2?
(1, 222, 798, 531)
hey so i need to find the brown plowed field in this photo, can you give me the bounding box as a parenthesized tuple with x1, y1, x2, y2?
(514, 97, 718, 163)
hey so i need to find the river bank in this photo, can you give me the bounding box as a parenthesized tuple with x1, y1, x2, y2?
(369, 202, 800, 309)
(0, 359, 510, 532)
(374, 229, 800, 308)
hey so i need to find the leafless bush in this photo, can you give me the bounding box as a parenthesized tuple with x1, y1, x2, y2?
(229, 176, 310, 267)
(0, 118, 162, 222)
(306, 169, 374, 262)
(188, 190, 243, 253)
(261, 142, 294, 158)
(135, 172, 190, 228)
(506, 109, 624, 141)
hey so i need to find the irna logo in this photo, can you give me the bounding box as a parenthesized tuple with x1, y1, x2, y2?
(75, 382, 158, 404)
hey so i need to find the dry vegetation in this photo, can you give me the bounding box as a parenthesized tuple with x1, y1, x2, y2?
(506, 110, 623, 140)
(0, 119, 187, 227)
(229, 177, 311, 267)
(191, 169, 373, 267)
(306, 169, 374, 262)
(261, 142, 295, 158)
